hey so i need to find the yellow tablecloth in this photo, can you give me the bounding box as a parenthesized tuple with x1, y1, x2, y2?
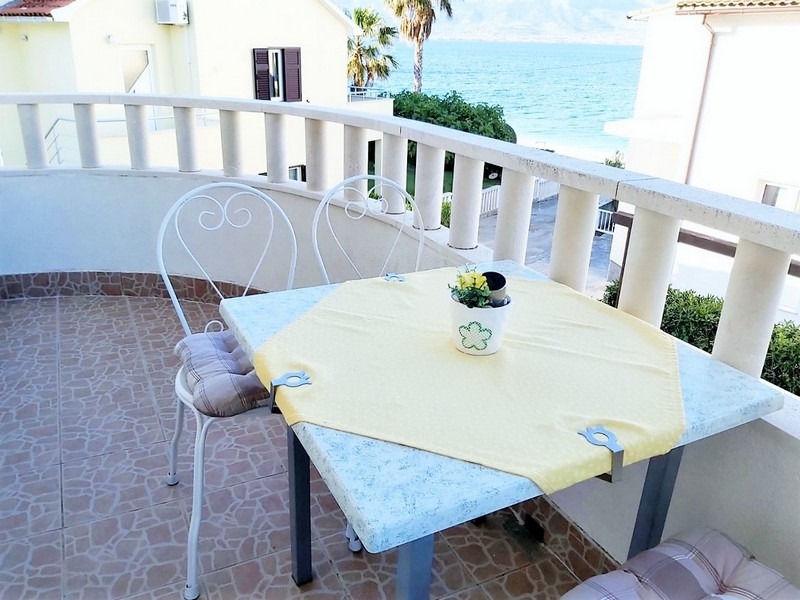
(254, 267, 684, 494)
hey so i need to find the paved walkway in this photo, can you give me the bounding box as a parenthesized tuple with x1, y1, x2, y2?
(478, 196, 613, 298)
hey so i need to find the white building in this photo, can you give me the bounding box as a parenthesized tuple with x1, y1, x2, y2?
(606, 0, 800, 321)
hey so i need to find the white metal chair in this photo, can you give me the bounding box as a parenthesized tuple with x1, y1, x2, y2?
(312, 174, 426, 283)
(313, 175, 425, 552)
(156, 182, 297, 600)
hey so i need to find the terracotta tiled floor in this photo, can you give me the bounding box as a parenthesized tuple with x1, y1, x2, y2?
(1, 295, 582, 599)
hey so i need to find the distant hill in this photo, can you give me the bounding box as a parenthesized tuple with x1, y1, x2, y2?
(331, 0, 657, 45)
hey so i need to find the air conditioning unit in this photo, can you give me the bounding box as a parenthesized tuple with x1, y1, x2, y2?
(155, 0, 189, 25)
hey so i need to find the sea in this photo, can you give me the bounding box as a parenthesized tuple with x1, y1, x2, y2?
(380, 40, 643, 162)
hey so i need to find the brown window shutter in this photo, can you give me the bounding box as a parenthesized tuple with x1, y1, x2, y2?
(284, 48, 302, 102)
(253, 48, 271, 100)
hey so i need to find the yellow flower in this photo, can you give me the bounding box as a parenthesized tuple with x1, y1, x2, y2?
(458, 271, 487, 290)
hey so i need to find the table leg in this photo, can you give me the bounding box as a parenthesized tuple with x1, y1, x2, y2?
(395, 534, 435, 600)
(288, 428, 312, 586)
(628, 446, 684, 558)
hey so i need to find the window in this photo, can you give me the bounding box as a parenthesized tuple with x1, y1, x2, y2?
(288, 165, 306, 182)
(253, 47, 302, 102)
(761, 183, 800, 212)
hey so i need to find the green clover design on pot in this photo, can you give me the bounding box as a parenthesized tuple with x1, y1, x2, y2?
(458, 320, 493, 351)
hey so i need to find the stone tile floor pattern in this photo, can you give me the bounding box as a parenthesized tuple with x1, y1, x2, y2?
(1, 295, 585, 599)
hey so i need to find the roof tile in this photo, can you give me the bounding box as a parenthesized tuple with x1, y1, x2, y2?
(0, 0, 76, 18)
(677, 0, 800, 10)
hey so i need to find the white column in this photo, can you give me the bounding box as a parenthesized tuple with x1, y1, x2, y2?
(343, 125, 368, 200)
(174, 106, 199, 173)
(220, 110, 242, 177)
(74, 103, 100, 168)
(414, 143, 445, 230)
(549, 186, 598, 292)
(617, 208, 680, 326)
(713, 240, 791, 376)
(17, 104, 47, 169)
(265, 113, 288, 183)
(124, 104, 150, 170)
(494, 170, 536, 263)
(381, 134, 409, 214)
(448, 155, 483, 249)
(305, 118, 327, 191)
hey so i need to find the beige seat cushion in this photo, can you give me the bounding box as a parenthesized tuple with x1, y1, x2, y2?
(175, 330, 270, 417)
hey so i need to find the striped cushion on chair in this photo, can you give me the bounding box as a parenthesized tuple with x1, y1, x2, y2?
(561, 528, 799, 599)
(175, 330, 270, 417)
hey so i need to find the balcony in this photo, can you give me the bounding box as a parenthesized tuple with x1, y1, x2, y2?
(2, 93, 799, 597)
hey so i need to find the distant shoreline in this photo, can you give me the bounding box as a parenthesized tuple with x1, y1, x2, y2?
(515, 136, 619, 163)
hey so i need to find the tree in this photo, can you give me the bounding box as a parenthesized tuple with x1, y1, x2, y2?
(385, 0, 457, 93)
(346, 7, 399, 89)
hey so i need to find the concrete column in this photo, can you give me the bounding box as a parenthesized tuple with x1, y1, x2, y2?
(448, 155, 483, 249)
(305, 118, 327, 191)
(343, 125, 368, 200)
(414, 143, 445, 230)
(74, 103, 100, 168)
(494, 170, 536, 263)
(220, 110, 242, 177)
(549, 185, 598, 292)
(17, 104, 47, 169)
(713, 240, 791, 376)
(617, 208, 680, 326)
(174, 106, 199, 173)
(381, 134, 409, 214)
(124, 104, 150, 170)
(265, 113, 288, 183)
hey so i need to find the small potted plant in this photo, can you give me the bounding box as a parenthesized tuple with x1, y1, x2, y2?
(449, 266, 512, 355)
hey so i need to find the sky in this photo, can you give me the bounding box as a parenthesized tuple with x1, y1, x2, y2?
(330, 0, 661, 45)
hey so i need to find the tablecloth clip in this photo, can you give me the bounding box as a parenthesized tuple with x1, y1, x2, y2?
(384, 272, 405, 282)
(578, 425, 625, 483)
(269, 371, 312, 411)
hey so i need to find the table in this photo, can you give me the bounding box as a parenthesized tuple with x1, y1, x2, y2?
(220, 261, 784, 598)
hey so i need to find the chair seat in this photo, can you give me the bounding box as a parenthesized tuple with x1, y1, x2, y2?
(174, 330, 270, 417)
(561, 527, 799, 599)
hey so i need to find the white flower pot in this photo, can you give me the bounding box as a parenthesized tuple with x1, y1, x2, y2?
(450, 295, 513, 355)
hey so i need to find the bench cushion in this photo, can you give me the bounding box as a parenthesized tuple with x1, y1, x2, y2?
(561, 528, 799, 599)
(175, 330, 270, 417)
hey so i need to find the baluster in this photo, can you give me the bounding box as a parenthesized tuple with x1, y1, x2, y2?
(494, 170, 536, 263)
(73, 103, 100, 168)
(220, 110, 242, 177)
(305, 118, 328, 191)
(617, 208, 680, 325)
(448, 155, 483, 249)
(17, 103, 47, 169)
(549, 185, 598, 292)
(265, 113, 288, 183)
(124, 104, 150, 170)
(414, 143, 445, 230)
(381, 134, 408, 214)
(174, 106, 199, 173)
(343, 125, 368, 200)
(713, 240, 791, 376)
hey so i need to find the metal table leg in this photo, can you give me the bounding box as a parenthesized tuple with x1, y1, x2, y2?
(396, 534, 435, 600)
(628, 446, 684, 558)
(289, 428, 312, 586)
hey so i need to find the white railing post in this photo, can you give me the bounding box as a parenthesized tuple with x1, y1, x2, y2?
(494, 170, 536, 263)
(381, 134, 408, 214)
(549, 185, 598, 292)
(448, 155, 483, 249)
(305, 118, 328, 191)
(617, 208, 680, 326)
(220, 110, 242, 177)
(343, 125, 368, 200)
(174, 106, 199, 173)
(124, 104, 150, 170)
(73, 103, 100, 168)
(265, 113, 288, 183)
(414, 143, 445, 230)
(713, 241, 791, 376)
(17, 103, 47, 169)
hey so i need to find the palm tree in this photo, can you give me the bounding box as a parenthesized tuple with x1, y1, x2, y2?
(346, 7, 399, 90)
(385, 0, 456, 93)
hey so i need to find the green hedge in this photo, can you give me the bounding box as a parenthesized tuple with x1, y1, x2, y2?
(602, 280, 800, 396)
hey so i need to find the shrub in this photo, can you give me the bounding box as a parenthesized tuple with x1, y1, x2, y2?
(604, 151, 625, 169)
(601, 280, 800, 395)
(441, 200, 451, 228)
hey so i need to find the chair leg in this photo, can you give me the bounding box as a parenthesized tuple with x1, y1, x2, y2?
(345, 521, 363, 552)
(184, 410, 214, 600)
(166, 398, 185, 486)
